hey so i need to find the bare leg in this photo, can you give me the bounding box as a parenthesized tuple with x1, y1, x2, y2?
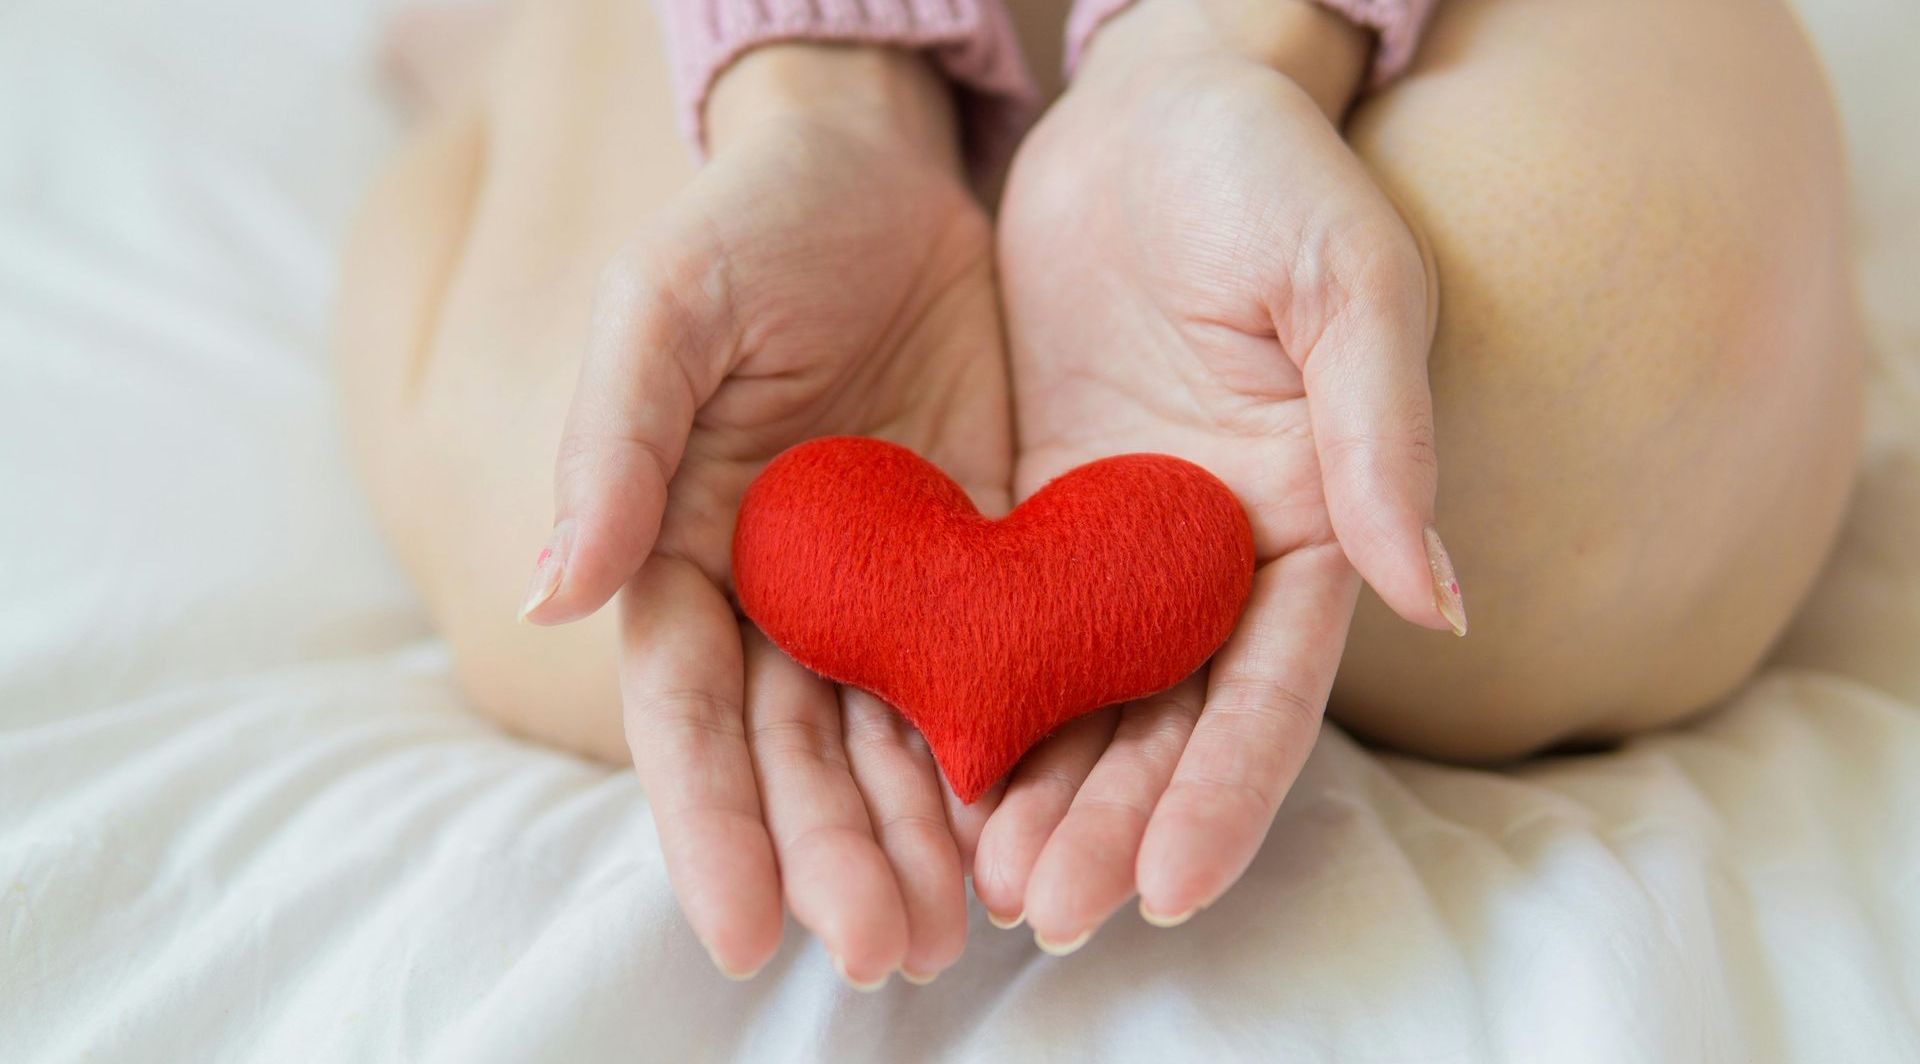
(337, 0, 1860, 766)
(1331, 0, 1862, 758)
(339, 0, 693, 762)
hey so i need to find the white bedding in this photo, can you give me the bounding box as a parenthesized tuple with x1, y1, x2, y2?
(3, 0, 1917, 1060)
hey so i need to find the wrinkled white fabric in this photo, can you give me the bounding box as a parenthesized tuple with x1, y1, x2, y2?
(2, 0, 1917, 1060)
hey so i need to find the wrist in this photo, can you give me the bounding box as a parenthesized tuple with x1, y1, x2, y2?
(706, 43, 964, 174)
(1077, 0, 1369, 120)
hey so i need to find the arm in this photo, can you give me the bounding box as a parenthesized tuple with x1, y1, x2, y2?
(655, 0, 1040, 178)
(1066, 0, 1438, 94)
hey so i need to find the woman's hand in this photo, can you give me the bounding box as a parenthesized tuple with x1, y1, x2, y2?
(521, 44, 1012, 985)
(977, 0, 1464, 948)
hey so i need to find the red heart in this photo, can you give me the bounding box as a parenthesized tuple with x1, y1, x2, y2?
(732, 437, 1255, 803)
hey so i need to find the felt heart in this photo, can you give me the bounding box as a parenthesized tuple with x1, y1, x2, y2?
(732, 436, 1255, 803)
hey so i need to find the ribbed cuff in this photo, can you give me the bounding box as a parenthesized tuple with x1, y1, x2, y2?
(1064, 0, 1439, 87)
(655, 0, 1040, 180)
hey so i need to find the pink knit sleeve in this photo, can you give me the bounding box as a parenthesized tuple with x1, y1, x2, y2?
(1064, 0, 1439, 87)
(654, 0, 1039, 175)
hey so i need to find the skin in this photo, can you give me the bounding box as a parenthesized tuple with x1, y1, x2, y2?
(531, 46, 1016, 984)
(982, 0, 1453, 942)
(346, 0, 1859, 987)
(348, 12, 1009, 984)
(517, 0, 1461, 975)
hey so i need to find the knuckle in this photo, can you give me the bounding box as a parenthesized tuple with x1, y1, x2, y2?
(776, 820, 865, 865)
(551, 430, 602, 485)
(593, 240, 652, 304)
(899, 726, 932, 758)
(1071, 787, 1156, 830)
(1115, 699, 1199, 764)
(553, 430, 675, 496)
(1164, 772, 1275, 824)
(1137, 712, 1198, 763)
(1011, 763, 1084, 803)
(1206, 677, 1324, 749)
(1319, 422, 1439, 494)
(639, 687, 746, 747)
(595, 231, 738, 356)
(1329, 215, 1427, 305)
(873, 808, 954, 854)
(748, 715, 848, 771)
(1298, 212, 1431, 354)
(841, 703, 908, 753)
(1370, 422, 1440, 480)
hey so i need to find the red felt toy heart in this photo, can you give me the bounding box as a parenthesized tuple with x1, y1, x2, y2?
(732, 437, 1255, 803)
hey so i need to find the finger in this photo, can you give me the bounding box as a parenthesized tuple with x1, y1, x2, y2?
(1022, 679, 1203, 950)
(1135, 544, 1360, 925)
(842, 692, 971, 985)
(969, 711, 1117, 938)
(620, 555, 781, 978)
(742, 630, 909, 988)
(942, 776, 1003, 873)
(1293, 221, 1465, 635)
(520, 233, 736, 626)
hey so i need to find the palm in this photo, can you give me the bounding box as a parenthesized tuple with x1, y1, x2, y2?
(1010, 283, 1334, 578)
(1006, 63, 1360, 672)
(649, 122, 1012, 587)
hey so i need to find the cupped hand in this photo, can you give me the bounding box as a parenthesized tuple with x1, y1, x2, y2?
(520, 45, 1011, 985)
(976, 0, 1464, 948)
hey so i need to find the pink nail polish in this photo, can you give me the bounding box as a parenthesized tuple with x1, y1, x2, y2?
(518, 523, 572, 622)
(1423, 526, 1468, 637)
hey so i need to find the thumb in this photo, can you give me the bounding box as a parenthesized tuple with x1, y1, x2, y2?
(518, 237, 734, 626)
(1293, 235, 1466, 636)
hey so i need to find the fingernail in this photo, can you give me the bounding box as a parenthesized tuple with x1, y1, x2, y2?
(987, 910, 1025, 930)
(517, 522, 573, 623)
(710, 951, 765, 982)
(901, 968, 939, 986)
(1423, 526, 1468, 637)
(1034, 928, 1092, 956)
(1139, 901, 1196, 928)
(832, 954, 890, 992)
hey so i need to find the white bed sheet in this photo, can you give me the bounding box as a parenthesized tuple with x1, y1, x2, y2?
(2, 0, 1917, 1060)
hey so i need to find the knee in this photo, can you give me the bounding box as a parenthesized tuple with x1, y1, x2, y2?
(1331, 275, 1860, 765)
(1328, 0, 1862, 762)
(336, 122, 628, 769)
